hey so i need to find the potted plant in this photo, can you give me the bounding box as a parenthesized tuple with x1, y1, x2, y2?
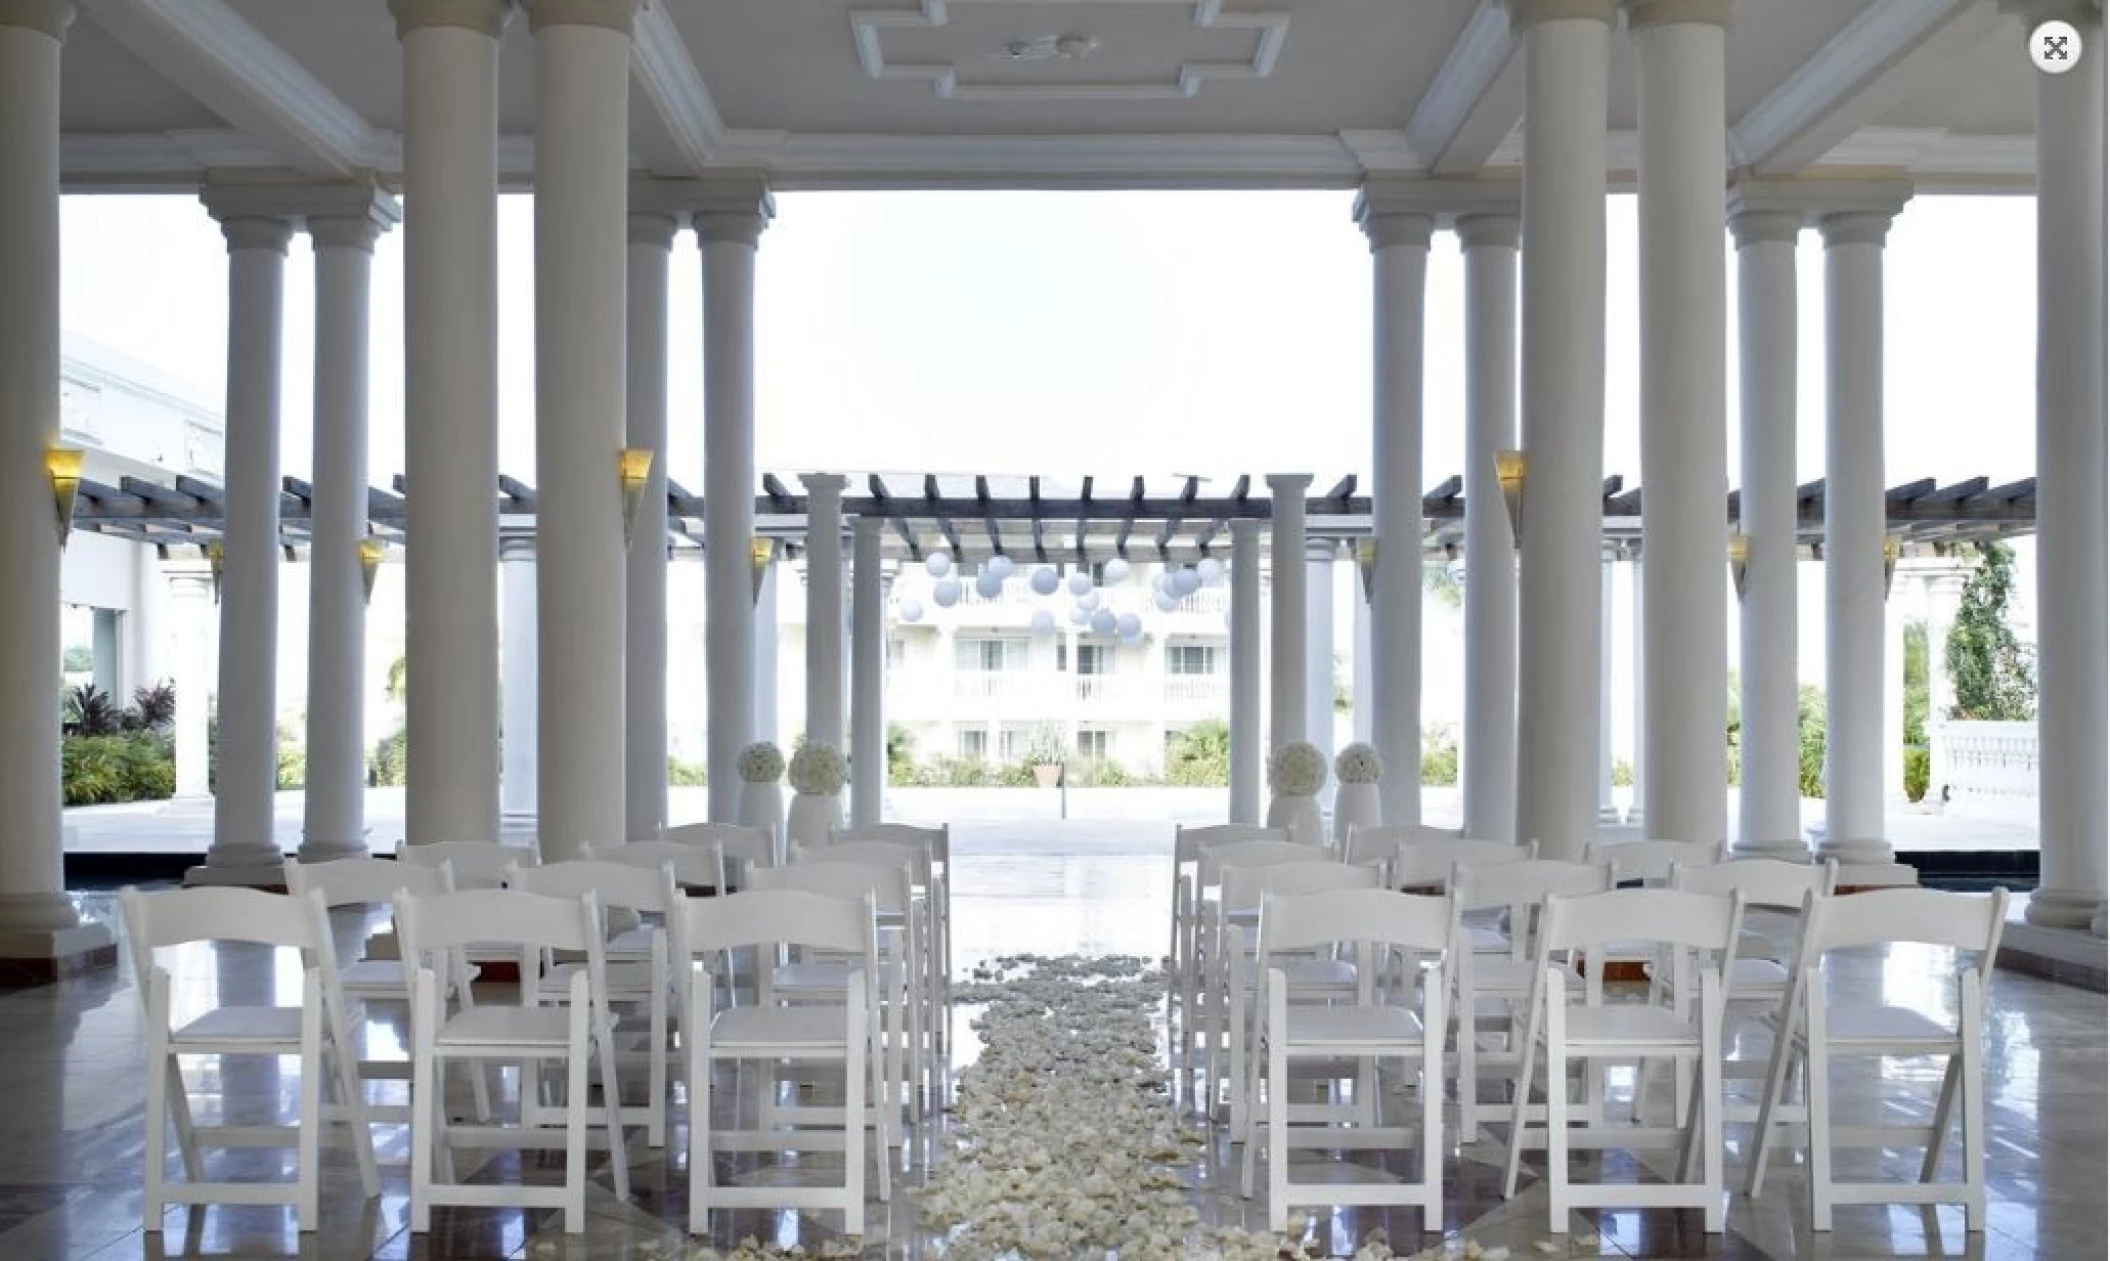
(786, 741, 849, 848)
(1265, 741, 1328, 847)
(1332, 742, 1383, 844)
(1024, 725, 1067, 789)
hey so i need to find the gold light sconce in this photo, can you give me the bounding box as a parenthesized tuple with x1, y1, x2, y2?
(47, 446, 83, 548)
(749, 536, 774, 605)
(1728, 531, 1749, 601)
(359, 536, 385, 605)
(1494, 448, 1526, 546)
(619, 448, 655, 549)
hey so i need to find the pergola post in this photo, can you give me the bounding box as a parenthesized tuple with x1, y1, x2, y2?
(804, 474, 848, 754)
(755, 548, 780, 747)
(625, 209, 677, 842)
(1229, 520, 1264, 824)
(0, 0, 115, 975)
(169, 568, 214, 800)
(500, 535, 538, 821)
(1303, 538, 1338, 806)
(851, 517, 886, 826)
(1265, 475, 1313, 753)
(1458, 212, 1520, 844)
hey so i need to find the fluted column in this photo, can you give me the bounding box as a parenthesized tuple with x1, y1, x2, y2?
(1513, 0, 1613, 860)
(499, 536, 538, 820)
(696, 181, 774, 821)
(2016, 0, 2108, 929)
(1267, 475, 1313, 751)
(0, 0, 114, 970)
(1356, 195, 1434, 826)
(755, 549, 780, 746)
(528, 0, 637, 861)
(1351, 574, 1374, 744)
(1229, 520, 1265, 822)
(625, 209, 675, 842)
(1459, 213, 1521, 842)
(1599, 545, 1617, 824)
(300, 193, 399, 863)
(168, 569, 214, 799)
(1304, 538, 1338, 804)
(851, 518, 885, 825)
(393, 0, 508, 846)
(1818, 197, 1907, 868)
(198, 207, 293, 876)
(803, 475, 848, 753)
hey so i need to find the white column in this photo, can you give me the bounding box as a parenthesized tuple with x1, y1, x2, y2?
(2018, 0, 2108, 929)
(1628, 543, 1646, 820)
(1459, 213, 1521, 843)
(1351, 573, 1373, 744)
(393, 0, 507, 846)
(696, 184, 773, 821)
(1818, 200, 1906, 867)
(169, 570, 214, 799)
(0, 0, 113, 969)
(1229, 520, 1265, 823)
(300, 195, 398, 863)
(625, 210, 675, 842)
(200, 210, 292, 874)
(803, 476, 848, 753)
(1729, 199, 1806, 856)
(755, 552, 779, 746)
(1304, 538, 1338, 804)
(1632, 0, 1730, 846)
(528, 0, 636, 862)
(1357, 198, 1433, 826)
(851, 518, 885, 825)
(500, 537, 538, 820)
(1513, 0, 1612, 861)
(1599, 546, 1617, 824)
(1883, 590, 1908, 800)
(1267, 475, 1313, 752)
(128, 544, 170, 693)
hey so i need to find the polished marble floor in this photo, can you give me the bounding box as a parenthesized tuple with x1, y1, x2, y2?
(8, 821, 2105, 1259)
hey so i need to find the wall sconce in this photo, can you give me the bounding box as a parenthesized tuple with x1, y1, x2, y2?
(1494, 448, 1526, 546)
(749, 536, 774, 605)
(46, 446, 83, 548)
(1882, 534, 1901, 597)
(1354, 537, 1376, 600)
(619, 448, 654, 549)
(1728, 531, 1749, 601)
(359, 536, 385, 605)
(206, 541, 225, 604)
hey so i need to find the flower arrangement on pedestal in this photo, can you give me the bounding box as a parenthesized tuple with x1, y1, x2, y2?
(736, 741, 786, 855)
(1332, 741, 1384, 845)
(1265, 740, 1328, 847)
(785, 741, 849, 848)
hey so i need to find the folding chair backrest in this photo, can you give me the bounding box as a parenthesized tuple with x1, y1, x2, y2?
(285, 855, 452, 907)
(1392, 838, 1536, 888)
(1344, 823, 1464, 865)
(834, 821, 948, 863)
(507, 859, 677, 918)
(1672, 857, 1836, 910)
(1259, 888, 1456, 958)
(1174, 823, 1286, 866)
(1540, 887, 1745, 956)
(1452, 857, 1610, 914)
(1586, 838, 1726, 885)
(393, 887, 599, 958)
(795, 839, 929, 886)
(122, 885, 328, 957)
(1199, 838, 1325, 887)
(664, 821, 775, 873)
(680, 888, 874, 958)
(590, 839, 721, 890)
(1222, 859, 1379, 913)
(749, 860, 914, 917)
(396, 839, 536, 889)
(1804, 887, 2010, 959)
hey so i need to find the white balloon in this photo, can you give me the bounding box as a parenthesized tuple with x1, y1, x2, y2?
(899, 598, 924, 623)
(933, 576, 961, 607)
(1197, 557, 1224, 585)
(1103, 557, 1131, 584)
(1154, 592, 1178, 613)
(975, 570, 1005, 599)
(925, 551, 952, 578)
(1076, 589, 1100, 612)
(1066, 571, 1093, 597)
(1090, 609, 1117, 636)
(1068, 605, 1091, 626)
(1029, 608, 1056, 635)
(1115, 612, 1142, 640)
(1030, 566, 1060, 595)
(987, 554, 1015, 579)
(1173, 568, 1203, 597)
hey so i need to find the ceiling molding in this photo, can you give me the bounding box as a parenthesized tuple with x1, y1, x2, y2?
(1406, 1, 1521, 176)
(77, 0, 383, 176)
(1731, 0, 2002, 176)
(61, 130, 278, 191)
(743, 131, 1365, 190)
(1336, 130, 1422, 173)
(631, 1, 729, 173)
(849, 0, 1291, 102)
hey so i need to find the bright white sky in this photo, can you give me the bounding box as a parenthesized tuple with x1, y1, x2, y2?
(61, 189, 2038, 496)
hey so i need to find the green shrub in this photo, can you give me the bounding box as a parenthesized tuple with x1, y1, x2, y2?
(668, 756, 707, 787)
(369, 728, 408, 787)
(1797, 685, 1827, 799)
(276, 741, 305, 790)
(62, 733, 175, 805)
(1071, 758, 1134, 788)
(886, 723, 916, 784)
(1904, 746, 1930, 804)
(1421, 724, 1460, 786)
(1165, 720, 1231, 787)
(1611, 757, 1634, 788)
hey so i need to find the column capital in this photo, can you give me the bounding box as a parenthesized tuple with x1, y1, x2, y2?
(1819, 209, 1899, 249)
(1265, 473, 1315, 497)
(1505, 0, 1616, 32)
(0, 0, 73, 39)
(629, 210, 679, 249)
(388, 0, 511, 39)
(1230, 519, 1265, 542)
(218, 217, 294, 255)
(1356, 174, 1520, 241)
(1455, 212, 1521, 251)
(642, 171, 776, 244)
(522, 0, 638, 36)
(801, 473, 849, 500)
(307, 186, 404, 252)
(1623, 0, 1733, 31)
(1727, 176, 1911, 228)
(1305, 538, 1341, 564)
(1727, 208, 1803, 248)
(203, 178, 401, 243)
(500, 534, 538, 562)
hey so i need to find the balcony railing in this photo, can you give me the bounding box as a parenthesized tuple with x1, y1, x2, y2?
(1164, 675, 1228, 707)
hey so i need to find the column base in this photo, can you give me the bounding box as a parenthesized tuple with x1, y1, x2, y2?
(1731, 838, 1814, 862)
(295, 832, 371, 864)
(0, 920, 118, 984)
(2025, 888, 2106, 931)
(184, 860, 289, 890)
(1807, 821, 1895, 868)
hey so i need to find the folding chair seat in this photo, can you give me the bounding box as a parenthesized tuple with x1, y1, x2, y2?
(507, 860, 680, 1149)
(1500, 887, 1745, 1233)
(1746, 887, 2009, 1232)
(1168, 824, 1289, 1112)
(1237, 887, 1456, 1233)
(681, 888, 889, 1236)
(393, 887, 630, 1234)
(121, 886, 379, 1237)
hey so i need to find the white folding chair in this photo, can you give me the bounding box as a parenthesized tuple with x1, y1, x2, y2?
(1501, 887, 1744, 1233)
(121, 886, 379, 1236)
(664, 820, 775, 888)
(1239, 887, 1456, 1233)
(592, 839, 749, 1008)
(796, 838, 944, 1076)
(507, 860, 679, 1149)
(282, 856, 491, 1127)
(1747, 887, 2009, 1231)
(1586, 838, 1726, 886)
(680, 889, 889, 1236)
(393, 887, 629, 1234)
(395, 838, 537, 888)
(835, 822, 953, 1026)
(1170, 828, 1286, 1029)
(1342, 822, 1466, 878)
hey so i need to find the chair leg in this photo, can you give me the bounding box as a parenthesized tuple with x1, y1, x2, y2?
(143, 1027, 171, 1238)
(1266, 987, 1290, 1232)
(1959, 974, 1986, 1232)
(1701, 980, 1725, 1233)
(1744, 1000, 1802, 1197)
(297, 984, 325, 1232)
(844, 978, 868, 1238)
(1805, 992, 1833, 1233)
(409, 971, 438, 1234)
(565, 1014, 590, 1236)
(597, 1016, 633, 1204)
(687, 1041, 713, 1235)
(1543, 997, 1569, 1234)
(1920, 1057, 1962, 1184)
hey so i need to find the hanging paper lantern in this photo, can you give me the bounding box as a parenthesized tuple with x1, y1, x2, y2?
(925, 550, 952, 578)
(1197, 557, 1224, 585)
(1076, 589, 1100, 612)
(899, 598, 924, 624)
(1103, 557, 1131, 584)
(1030, 608, 1056, 635)
(1154, 592, 1178, 613)
(1066, 571, 1093, 597)
(1173, 568, 1202, 597)
(975, 570, 1005, 599)
(1030, 565, 1060, 596)
(933, 576, 961, 607)
(1115, 612, 1142, 641)
(1069, 605, 1091, 626)
(987, 554, 1015, 580)
(1090, 609, 1117, 636)
(1154, 572, 1173, 594)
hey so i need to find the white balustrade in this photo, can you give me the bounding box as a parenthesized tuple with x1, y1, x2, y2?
(1929, 720, 2038, 822)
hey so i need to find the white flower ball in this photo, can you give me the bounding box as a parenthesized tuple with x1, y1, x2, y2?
(1335, 741, 1384, 784)
(1103, 557, 1131, 584)
(1030, 565, 1059, 595)
(737, 741, 784, 784)
(1197, 556, 1224, 585)
(1090, 609, 1117, 636)
(975, 569, 1005, 599)
(1076, 589, 1100, 612)
(1029, 608, 1056, 635)
(933, 576, 961, 607)
(1267, 740, 1328, 797)
(899, 597, 924, 623)
(1066, 571, 1092, 597)
(1068, 605, 1091, 626)
(925, 550, 952, 578)
(788, 742, 848, 795)
(987, 554, 1015, 579)
(1154, 592, 1178, 613)
(1115, 612, 1142, 640)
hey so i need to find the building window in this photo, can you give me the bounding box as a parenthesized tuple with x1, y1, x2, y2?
(956, 635, 1027, 672)
(1166, 644, 1221, 676)
(1056, 640, 1068, 672)
(1077, 643, 1116, 676)
(958, 729, 989, 760)
(1078, 729, 1109, 760)
(997, 726, 1038, 761)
